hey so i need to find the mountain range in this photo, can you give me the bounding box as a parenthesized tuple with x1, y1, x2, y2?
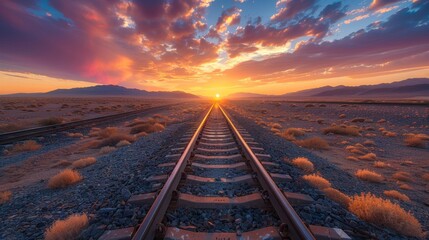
(6, 85, 199, 98)
(228, 78, 429, 99)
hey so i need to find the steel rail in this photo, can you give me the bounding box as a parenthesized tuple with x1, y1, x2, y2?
(0, 103, 179, 145)
(132, 104, 214, 240)
(219, 104, 316, 240)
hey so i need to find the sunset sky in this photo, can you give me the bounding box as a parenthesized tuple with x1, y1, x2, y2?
(0, 0, 428, 96)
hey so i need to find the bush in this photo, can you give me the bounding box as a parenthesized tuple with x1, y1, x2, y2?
(291, 157, 314, 172)
(349, 193, 423, 237)
(422, 173, 429, 181)
(0, 191, 12, 204)
(280, 128, 306, 140)
(296, 137, 329, 150)
(72, 157, 96, 169)
(303, 174, 331, 189)
(373, 161, 389, 168)
(322, 188, 350, 207)
(116, 140, 131, 147)
(384, 190, 410, 202)
(358, 153, 376, 161)
(323, 126, 360, 136)
(130, 122, 165, 134)
(355, 169, 383, 183)
(392, 171, 412, 182)
(48, 169, 82, 189)
(404, 136, 426, 148)
(39, 117, 63, 126)
(45, 213, 88, 240)
(97, 133, 136, 148)
(100, 146, 116, 154)
(9, 140, 41, 154)
(346, 156, 359, 161)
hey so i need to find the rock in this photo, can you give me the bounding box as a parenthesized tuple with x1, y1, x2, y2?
(121, 188, 131, 200)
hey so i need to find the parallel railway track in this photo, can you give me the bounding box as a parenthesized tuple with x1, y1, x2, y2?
(99, 103, 350, 240)
(0, 103, 179, 145)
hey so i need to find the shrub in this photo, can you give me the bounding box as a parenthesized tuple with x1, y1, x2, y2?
(346, 156, 359, 161)
(45, 213, 88, 240)
(0, 191, 12, 204)
(72, 157, 96, 169)
(422, 173, 429, 181)
(355, 169, 383, 183)
(358, 153, 376, 161)
(100, 146, 116, 154)
(363, 140, 375, 146)
(130, 122, 165, 134)
(0, 123, 22, 133)
(67, 132, 83, 138)
(404, 136, 426, 148)
(384, 190, 410, 202)
(303, 174, 331, 189)
(97, 133, 136, 148)
(291, 157, 314, 172)
(349, 193, 423, 237)
(51, 160, 72, 168)
(280, 128, 306, 140)
(116, 140, 131, 147)
(39, 117, 63, 126)
(351, 118, 365, 123)
(383, 131, 397, 137)
(339, 114, 346, 119)
(399, 183, 413, 190)
(9, 140, 41, 154)
(323, 126, 360, 136)
(373, 161, 389, 168)
(296, 137, 329, 150)
(392, 171, 412, 182)
(322, 188, 350, 207)
(48, 169, 82, 189)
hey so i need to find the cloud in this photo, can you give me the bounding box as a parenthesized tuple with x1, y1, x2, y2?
(271, 0, 316, 23)
(223, 1, 429, 83)
(369, 0, 402, 10)
(344, 14, 370, 24)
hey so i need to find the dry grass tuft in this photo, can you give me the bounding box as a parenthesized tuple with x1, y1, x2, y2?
(363, 140, 375, 146)
(72, 157, 96, 169)
(51, 160, 72, 168)
(280, 128, 306, 141)
(358, 153, 377, 161)
(383, 131, 397, 137)
(349, 193, 423, 237)
(67, 132, 84, 138)
(130, 122, 165, 134)
(97, 133, 136, 148)
(9, 140, 41, 154)
(45, 213, 88, 240)
(116, 140, 131, 147)
(339, 114, 346, 119)
(351, 118, 366, 123)
(392, 171, 412, 182)
(100, 146, 116, 154)
(323, 126, 360, 136)
(296, 137, 329, 150)
(404, 135, 426, 148)
(399, 183, 413, 190)
(373, 161, 389, 168)
(322, 188, 350, 207)
(355, 169, 383, 183)
(303, 174, 331, 189)
(346, 156, 359, 161)
(0, 191, 12, 204)
(384, 190, 410, 202)
(291, 157, 314, 172)
(422, 173, 429, 181)
(48, 169, 82, 189)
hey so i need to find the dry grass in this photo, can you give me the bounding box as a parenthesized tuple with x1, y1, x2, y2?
(322, 188, 350, 207)
(9, 140, 41, 154)
(51, 160, 72, 168)
(97, 133, 136, 148)
(358, 153, 376, 161)
(399, 183, 413, 190)
(39, 117, 63, 126)
(280, 128, 306, 141)
(323, 126, 360, 136)
(45, 213, 88, 240)
(404, 135, 426, 148)
(355, 169, 383, 183)
(373, 161, 389, 168)
(302, 174, 331, 189)
(363, 140, 375, 146)
(48, 169, 82, 189)
(0, 123, 22, 133)
(383, 131, 397, 137)
(351, 118, 366, 123)
(100, 146, 116, 154)
(296, 137, 329, 150)
(422, 173, 429, 181)
(339, 114, 346, 118)
(130, 122, 165, 134)
(67, 132, 83, 138)
(72, 157, 96, 169)
(384, 190, 410, 202)
(346, 156, 359, 161)
(291, 157, 314, 172)
(349, 193, 423, 237)
(116, 140, 131, 147)
(0, 191, 12, 204)
(392, 171, 412, 182)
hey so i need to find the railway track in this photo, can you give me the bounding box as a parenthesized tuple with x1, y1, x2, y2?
(99, 103, 350, 240)
(0, 103, 179, 145)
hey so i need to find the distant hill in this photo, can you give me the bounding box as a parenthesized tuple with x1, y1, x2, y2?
(282, 78, 429, 98)
(227, 92, 269, 99)
(6, 85, 199, 98)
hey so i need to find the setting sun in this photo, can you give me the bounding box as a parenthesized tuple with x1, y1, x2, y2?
(215, 93, 220, 99)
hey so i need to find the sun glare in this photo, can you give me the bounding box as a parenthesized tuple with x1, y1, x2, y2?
(215, 93, 220, 99)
